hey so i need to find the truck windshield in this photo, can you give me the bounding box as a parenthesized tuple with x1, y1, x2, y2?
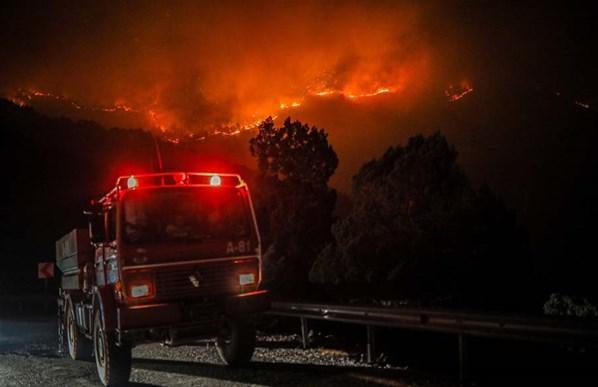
(122, 187, 252, 244)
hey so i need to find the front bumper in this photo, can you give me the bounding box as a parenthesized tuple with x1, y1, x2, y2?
(116, 290, 269, 344)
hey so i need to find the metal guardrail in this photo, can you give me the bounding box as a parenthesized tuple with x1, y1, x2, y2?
(268, 301, 598, 383)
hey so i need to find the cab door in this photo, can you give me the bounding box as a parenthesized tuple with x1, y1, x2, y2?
(88, 207, 107, 287)
(94, 243, 106, 286)
(104, 205, 120, 285)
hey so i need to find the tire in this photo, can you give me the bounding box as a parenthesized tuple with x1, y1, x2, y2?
(57, 300, 66, 356)
(216, 319, 256, 366)
(66, 300, 92, 361)
(93, 308, 132, 386)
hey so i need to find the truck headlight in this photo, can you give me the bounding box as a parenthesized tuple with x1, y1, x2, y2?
(131, 284, 151, 298)
(239, 273, 255, 286)
(126, 270, 155, 300)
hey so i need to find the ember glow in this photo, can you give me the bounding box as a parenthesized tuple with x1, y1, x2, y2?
(445, 81, 474, 102)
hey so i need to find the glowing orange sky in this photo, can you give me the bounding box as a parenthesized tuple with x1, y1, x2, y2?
(0, 1, 452, 136)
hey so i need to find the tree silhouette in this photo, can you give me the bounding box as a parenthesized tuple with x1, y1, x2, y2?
(250, 117, 338, 295)
(311, 132, 530, 309)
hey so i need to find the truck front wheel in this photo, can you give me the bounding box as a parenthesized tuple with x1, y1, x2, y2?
(216, 319, 256, 366)
(93, 308, 132, 386)
(66, 301, 91, 360)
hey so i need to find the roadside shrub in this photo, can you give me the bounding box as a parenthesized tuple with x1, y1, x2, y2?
(543, 293, 598, 318)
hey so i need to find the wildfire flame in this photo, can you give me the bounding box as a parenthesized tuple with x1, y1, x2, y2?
(445, 81, 474, 102)
(7, 80, 409, 140)
(279, 86, 395, 110)
(6, 75, 469, 143)
(9, 88, 139, 115)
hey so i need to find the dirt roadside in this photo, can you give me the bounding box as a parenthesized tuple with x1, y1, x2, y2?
(0, 316, 450, 386)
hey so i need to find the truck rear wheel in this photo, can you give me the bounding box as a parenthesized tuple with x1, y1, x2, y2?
(66, 301, 92, 360)
(93, 308, 132, 386)
(58, 300, 66, 355)
(216, 319, 256, 366)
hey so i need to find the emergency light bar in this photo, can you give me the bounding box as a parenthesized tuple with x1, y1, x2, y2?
(115, 172, 244, 191)
(98, 172, 246, 205)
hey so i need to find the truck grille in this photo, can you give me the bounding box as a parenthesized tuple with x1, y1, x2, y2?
(154, 258, 257, 301)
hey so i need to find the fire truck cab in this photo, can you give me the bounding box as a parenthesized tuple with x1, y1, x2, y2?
(56, 172, 268, 386)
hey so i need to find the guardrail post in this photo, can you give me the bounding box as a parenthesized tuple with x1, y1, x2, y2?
(458, 333, 468, 385)
(367, 325, 376, 363)
(300, 317, 309, 349)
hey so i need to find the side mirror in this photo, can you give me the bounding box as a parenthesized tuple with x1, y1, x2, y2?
(84, 209, 105, 244)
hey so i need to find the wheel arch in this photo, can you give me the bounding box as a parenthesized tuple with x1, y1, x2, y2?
(92, 286, 118, 332)
(61, 292, 81, 326)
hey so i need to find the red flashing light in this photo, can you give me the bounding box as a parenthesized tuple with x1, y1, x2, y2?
(174, 172, 187, 185)
(210, 175, 222, 186)
(127, 176, 139, 189)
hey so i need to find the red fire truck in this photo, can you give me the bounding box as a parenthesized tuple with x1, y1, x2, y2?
(56, 172, 268, 386)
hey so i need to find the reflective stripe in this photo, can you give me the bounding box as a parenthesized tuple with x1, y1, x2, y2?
(121, 255, 258, 271)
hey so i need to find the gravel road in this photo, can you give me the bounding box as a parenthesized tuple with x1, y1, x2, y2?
(0, 316, 452, 386)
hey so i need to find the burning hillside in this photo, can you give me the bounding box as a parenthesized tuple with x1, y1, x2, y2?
(0, 1, 453, 138)
(6, 68, 448, 141)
